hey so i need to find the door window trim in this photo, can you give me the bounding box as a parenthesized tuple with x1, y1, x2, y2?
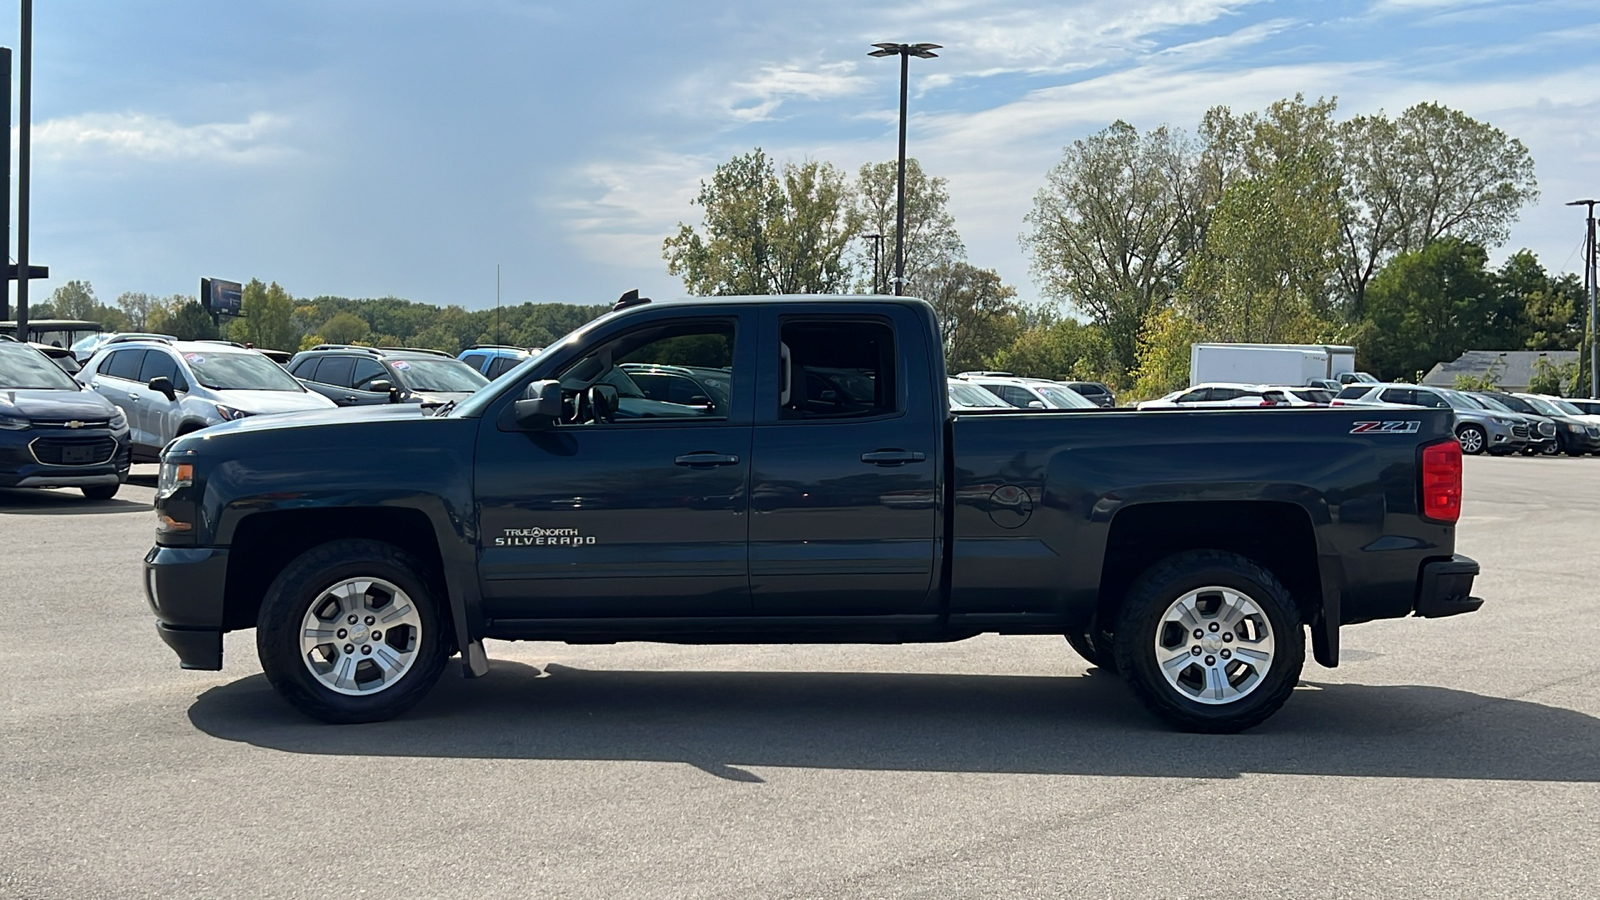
(762, 313, 907, 426)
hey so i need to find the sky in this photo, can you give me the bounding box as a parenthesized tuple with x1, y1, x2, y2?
(5, 0, 1600, 313)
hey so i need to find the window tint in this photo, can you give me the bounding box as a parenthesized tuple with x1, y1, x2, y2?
(104, 349, 148, 381)
(289, 357, 318, 378)
(351, 358, 388, 391)
(997, 385, 1037, 407)
(315, 356, 356, 388)
(1335, 386, 1369, 400)
(1379, 388, 1415, 405)
(1413, 390, 1449, 409)
(137, 350, 179, 386)
(778, 319, 895, 419)
(1176, 389, 1209, 403)
(556, 321, 736, 423)
(460, 353, 487, 371)
(486, 356, 520, 379)
(1210, 387, 1243, 401)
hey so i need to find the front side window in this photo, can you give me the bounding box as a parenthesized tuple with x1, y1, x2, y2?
(1379, 388, 1415, 405)
(1176, 389, 1209, 403)
(1335, 386, 1369, 400)
(460, 354, 488, 371)
(351, 358, 388, 391)
(778, 319, 895, 420)
(555, 322, 737, 424)
(138, 350, 187, 391)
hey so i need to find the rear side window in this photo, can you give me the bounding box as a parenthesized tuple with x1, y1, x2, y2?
(315, 356, 356, 388)
(1176, 389, 1209, 403)
(1210, 387, 1243, 401)
(104, 349, 147, 381)
(1412, 390, 1449, 409)
(998, 385, 1037, 407)
(291, 357, 321, 380)
(1379, 388, 1415, 405)
(778, 319, 896, 419)
(460, 353, 487, 371)
(1335, 386, 1369, 400)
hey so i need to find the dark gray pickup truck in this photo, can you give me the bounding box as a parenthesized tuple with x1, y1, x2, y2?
(144, 295, 1481, 732)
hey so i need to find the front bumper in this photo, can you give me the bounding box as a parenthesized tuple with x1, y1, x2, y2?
(0, 428, 130, 488)
(144, 545, 230, 670)
(1415, 554, 1483, 618)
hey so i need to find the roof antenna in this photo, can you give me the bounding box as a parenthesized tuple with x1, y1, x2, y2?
(614, 289, 651, 311)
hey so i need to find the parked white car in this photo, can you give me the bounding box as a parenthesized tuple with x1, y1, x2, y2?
(79, 339, 339, 462)
(958, 375, 1098, 410)
(1137, 383, 1295, 410)
(947, 378, 1013, 411)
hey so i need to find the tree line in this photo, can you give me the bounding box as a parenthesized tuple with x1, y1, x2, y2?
(666, 96, 1586, 397)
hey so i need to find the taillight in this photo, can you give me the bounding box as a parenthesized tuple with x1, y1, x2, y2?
(1420, 439, 1463, 524)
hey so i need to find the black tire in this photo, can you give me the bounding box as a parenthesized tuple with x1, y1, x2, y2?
(1064, 618, 1119, 673)
(1113, 551, 1304, 733)
(257, 539, 448, 724)
(1455, 424, 1486, 455)
(81, 483, 119, 500)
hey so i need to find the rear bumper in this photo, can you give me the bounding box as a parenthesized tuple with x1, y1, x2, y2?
(145, 545, 229, 670)
(1415, 554, 1483, 618)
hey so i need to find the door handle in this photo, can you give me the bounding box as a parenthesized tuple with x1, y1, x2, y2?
(675, 452, 740, 468)
(861, 449, 925, 466)
(127, 394, 140, 402)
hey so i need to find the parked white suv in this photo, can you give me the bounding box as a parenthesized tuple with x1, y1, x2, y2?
(78, 339, 337, 461)
(1137, 383, 1295, 410)
(959, 375, 1097, 410)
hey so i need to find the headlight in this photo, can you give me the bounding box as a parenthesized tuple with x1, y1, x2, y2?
(156, 461, 193, 501)
(108, 410, 127, 431)
(214, 405, 252, 422)
(0, 413, 29, 430)
(1567, 423, 1583, 432)
(1491, 417, 1511, 426)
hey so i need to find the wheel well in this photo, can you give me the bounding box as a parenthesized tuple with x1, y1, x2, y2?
(1096, 501, 1321, 632)
(222, 508, 451, 643)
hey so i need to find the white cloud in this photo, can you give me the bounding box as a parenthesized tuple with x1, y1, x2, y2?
(28, 112, 292, 164)
(725, 63, 872, 122)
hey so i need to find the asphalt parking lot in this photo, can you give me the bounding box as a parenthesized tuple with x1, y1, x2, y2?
(2, 456, 1598, 899)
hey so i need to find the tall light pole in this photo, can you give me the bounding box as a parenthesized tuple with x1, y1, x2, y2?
(16, 0, 32, 339)
(869, 42, 939, 296)
(1570, 199, 1599, 398)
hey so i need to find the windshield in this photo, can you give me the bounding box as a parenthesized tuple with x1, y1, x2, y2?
(71, 333, 110, 354)
(392, 357, 491, 393)
(949, 381, 1009, 408)
(184, 350, 306, 392)
(1467, 393, 1509, 412)
(1546, 398, 1586, 416)
(1436, 388, 1480, 412)
(0, 345, 81, 390)
(1035, 384, 1097, 409)
(1520, 395, 1563, 417)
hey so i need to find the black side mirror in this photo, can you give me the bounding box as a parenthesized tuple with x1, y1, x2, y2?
(508, 380, 563, 430)
(367, 379, 400, 402)
(148, 376, 177, 401)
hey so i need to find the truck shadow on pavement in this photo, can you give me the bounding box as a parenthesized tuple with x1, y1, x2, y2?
(0, 488, 149, 514)
(189, 661, 1600, 783)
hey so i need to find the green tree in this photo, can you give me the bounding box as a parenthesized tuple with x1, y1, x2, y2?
(316, 312, 371, 345)
(236, 279, 298, 351)
(1363, 239, 1513, 380)
(920, 262, 1021, 373)
(1024, 121, 1203, 372)
(1335, 103, 1539, 319)
(166, 301, 220, 341)
(115, 292, 161, 331)
(1528, 357, 1579, 396)
(48, 280, 99, 319)
(854, 157, 964, 294)
(988, 318, 1116, 384)
(663, 149, 860, 295)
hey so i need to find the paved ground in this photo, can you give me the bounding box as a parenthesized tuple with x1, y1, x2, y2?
(1, 456, 1597, 899)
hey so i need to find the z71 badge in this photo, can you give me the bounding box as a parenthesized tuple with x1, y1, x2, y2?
(495, 527, 597, 546)
(1349, 420, 1421, 434)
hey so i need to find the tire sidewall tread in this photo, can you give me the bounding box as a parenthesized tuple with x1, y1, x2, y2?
(1113, 550, 1304, 734)
(256, 539, 447, 724)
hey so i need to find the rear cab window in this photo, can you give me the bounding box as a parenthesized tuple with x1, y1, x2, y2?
(778, 319, 896, 420)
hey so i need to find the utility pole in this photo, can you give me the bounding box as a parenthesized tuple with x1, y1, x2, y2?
(2, 46, 10, 323)
(1569, 200, 1599, 398)
(863, 233, 882, 294)
(495, 263, 501, 346)
(16, 0, 31, 340)
(869, 42, 940, 297)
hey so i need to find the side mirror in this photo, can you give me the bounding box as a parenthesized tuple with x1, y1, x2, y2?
(368, 379, 400, 402)
(1026, 399, 1046, 409)
(509, 380, 563, 429)
(148, 376, 177, 401)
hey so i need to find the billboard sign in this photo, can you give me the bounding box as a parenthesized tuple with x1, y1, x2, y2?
(201, 278, 243, 317)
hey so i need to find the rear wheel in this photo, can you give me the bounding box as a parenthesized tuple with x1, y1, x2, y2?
(257, 539, 448, 724)
(1456, 424, 1486, 455)
(1114, 551, 1303, 733)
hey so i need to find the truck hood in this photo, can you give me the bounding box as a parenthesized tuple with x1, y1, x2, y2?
(211, 389, 339, 415)
(0, 388, 120, 419)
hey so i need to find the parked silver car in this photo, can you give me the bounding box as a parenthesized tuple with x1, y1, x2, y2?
(1331, 383, 1527, 455)
(78, 339, 337, 461)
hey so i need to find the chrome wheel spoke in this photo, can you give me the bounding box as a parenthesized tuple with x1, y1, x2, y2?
(1153, 585, 1274, 706)
(300, 577, 421, 697)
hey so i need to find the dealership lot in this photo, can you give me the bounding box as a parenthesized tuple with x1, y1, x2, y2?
(2, 457, 1598, 899)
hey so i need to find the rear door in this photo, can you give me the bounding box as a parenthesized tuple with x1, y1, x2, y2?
(748, 305, 941, 616)
(93, 349, 150, 446)
(136, 349, 187, 445)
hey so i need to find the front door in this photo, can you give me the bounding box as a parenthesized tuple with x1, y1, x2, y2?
(474, 313, 755, 619)
(749, 309, 941, 616)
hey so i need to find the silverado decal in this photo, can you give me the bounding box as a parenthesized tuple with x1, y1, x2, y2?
(1350, 420, 1422, 434)
(495, 527, 597, 547)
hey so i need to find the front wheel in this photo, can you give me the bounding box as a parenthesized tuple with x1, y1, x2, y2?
(1114, 551, 1304, 733)
(1456, 424, 1486, 455)
(257, 539, 448, 724)
(81, 483, 119, 500)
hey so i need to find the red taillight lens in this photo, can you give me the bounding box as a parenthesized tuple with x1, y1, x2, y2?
(1420, 439, 1463, 524)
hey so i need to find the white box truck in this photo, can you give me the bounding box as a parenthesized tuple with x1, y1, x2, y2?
(1190, 343, 1357, 387)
